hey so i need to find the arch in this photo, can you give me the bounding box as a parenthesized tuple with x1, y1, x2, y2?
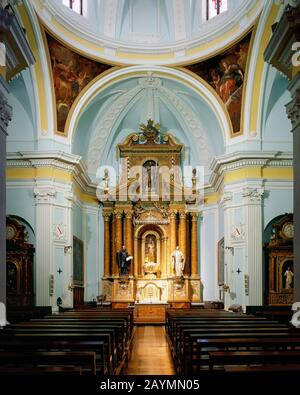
(135, 223, 167, 240)
(68, 66, 230, 146)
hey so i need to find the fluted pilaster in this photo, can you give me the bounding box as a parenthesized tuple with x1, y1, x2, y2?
(114, 210, 123, 275)
(125, 210, 133, 275)
(34, 186, 56, 306)
(103, 212, 111, 277)
(242, 187, 264, 306)
(170, 211, 177, 253)
(179, 211, 187, 262)
(191, 212, 199, 276)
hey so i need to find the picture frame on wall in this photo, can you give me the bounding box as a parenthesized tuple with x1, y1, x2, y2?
(73, 236, 84, 286)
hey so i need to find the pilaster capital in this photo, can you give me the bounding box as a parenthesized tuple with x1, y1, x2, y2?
(114, 210, 123, 219)
(179, 211, 187, 219)
(190, 212, 199, 221)
(0, 84, 12, 134)
(286, 88, 300, 131)
(103, 212, 112, 222)
(125, 210, 134, 219)
(170, 210, 177, 219)
(65, 191, 74, 202)
(34, 187, 56, 202)
(221, 191, 233, 208)
(242, 187, 264, 203)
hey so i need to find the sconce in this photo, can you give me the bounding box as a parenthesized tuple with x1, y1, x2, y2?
(225, 246, 234, 255)
(223, 284, 231, 293)
(64, 245, 72, 254)
(68, 282, 75, 291)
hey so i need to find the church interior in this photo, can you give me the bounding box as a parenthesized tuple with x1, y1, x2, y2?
(0, 0, 300, 388)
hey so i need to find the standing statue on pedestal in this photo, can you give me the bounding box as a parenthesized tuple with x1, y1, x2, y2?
(171, 246, 185, 277)
(117, 245, 133, 276)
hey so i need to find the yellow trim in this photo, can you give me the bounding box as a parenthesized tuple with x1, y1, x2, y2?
(262, 168, 294, 179)
(0, 66, 6, 78)
(7, 165, 292, 203)
(224, 167, 293, 184)
(17, 4, 49, 134)
(40, 26, 58, 136)
(249, 4, 280, 133)
(6, 167, 72, 182)
(73, 183, 98, 204)
(204, 192, 220, 205)
(6, 167, 98, 204)
(239, 23, 257, 136)
(292, 66, 300, 79)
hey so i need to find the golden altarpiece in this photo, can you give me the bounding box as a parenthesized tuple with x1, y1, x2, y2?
(101, 120, 201, 310)
(265, 214, 294, 306)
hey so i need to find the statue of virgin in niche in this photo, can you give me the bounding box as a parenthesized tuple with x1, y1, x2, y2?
(146, 235, 156, 263)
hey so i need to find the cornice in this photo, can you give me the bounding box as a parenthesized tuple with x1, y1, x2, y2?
(32, 0, 263, 66)
(7, 150, 293, 204)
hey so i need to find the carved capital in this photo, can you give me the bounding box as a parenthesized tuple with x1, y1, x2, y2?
(34, 187, 56, 202)
(286, 89, 300, 130)
(65, 191, 74, 202)
(125, 210, 133, 219)
(221, 191, 233, 208)
(242, 187, 264, 203)
(170, 210, 177, 219)
(103, 212, 111, 222)
(0, 90, 12, 133)
(179, 211, 186, 220)
(114, 210, 123, 219)
(190, 212, 199, 221)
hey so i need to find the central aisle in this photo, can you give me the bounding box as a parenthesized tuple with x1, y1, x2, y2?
(126, 326, 176, 375)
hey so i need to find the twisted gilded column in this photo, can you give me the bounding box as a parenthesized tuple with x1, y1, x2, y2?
(179, 211, 187, 263)
(103, 212, 111, 277)
(125, 210, 133, 275)
(191, 212, 199, 276)
(170, 210, 177, 252)
(114, 210, 123, 276)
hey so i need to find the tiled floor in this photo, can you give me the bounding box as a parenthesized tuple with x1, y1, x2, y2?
(126, 325, 176, 375)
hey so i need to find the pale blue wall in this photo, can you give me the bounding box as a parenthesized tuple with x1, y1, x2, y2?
(85, 208, 102, 301)
(73, 203, 83, 240)
(200, 210, 218, 300)
(6, 188, 35, 230)
(261, 67, 292, 152)
(263, 188, 293, 228)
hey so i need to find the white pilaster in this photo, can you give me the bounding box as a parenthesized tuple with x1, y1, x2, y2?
(242, 186, 264, 306)
(222, 191, 234, 310)
(34, 186, 56, 307)
(62, 190, 74, 308)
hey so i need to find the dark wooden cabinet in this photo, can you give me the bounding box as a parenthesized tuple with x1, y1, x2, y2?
(6, 217, 34, 306)
(265, 214, 294, 306)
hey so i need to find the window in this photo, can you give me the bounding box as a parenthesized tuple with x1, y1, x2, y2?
(207, 0, 228, 20)
(62, 0, 84, 16)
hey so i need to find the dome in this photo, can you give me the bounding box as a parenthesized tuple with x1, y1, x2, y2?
(31, 0, 263, 65)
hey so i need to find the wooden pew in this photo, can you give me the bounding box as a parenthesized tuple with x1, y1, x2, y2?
(209, 350, 300, 371)
(0, 351, 96, 374)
